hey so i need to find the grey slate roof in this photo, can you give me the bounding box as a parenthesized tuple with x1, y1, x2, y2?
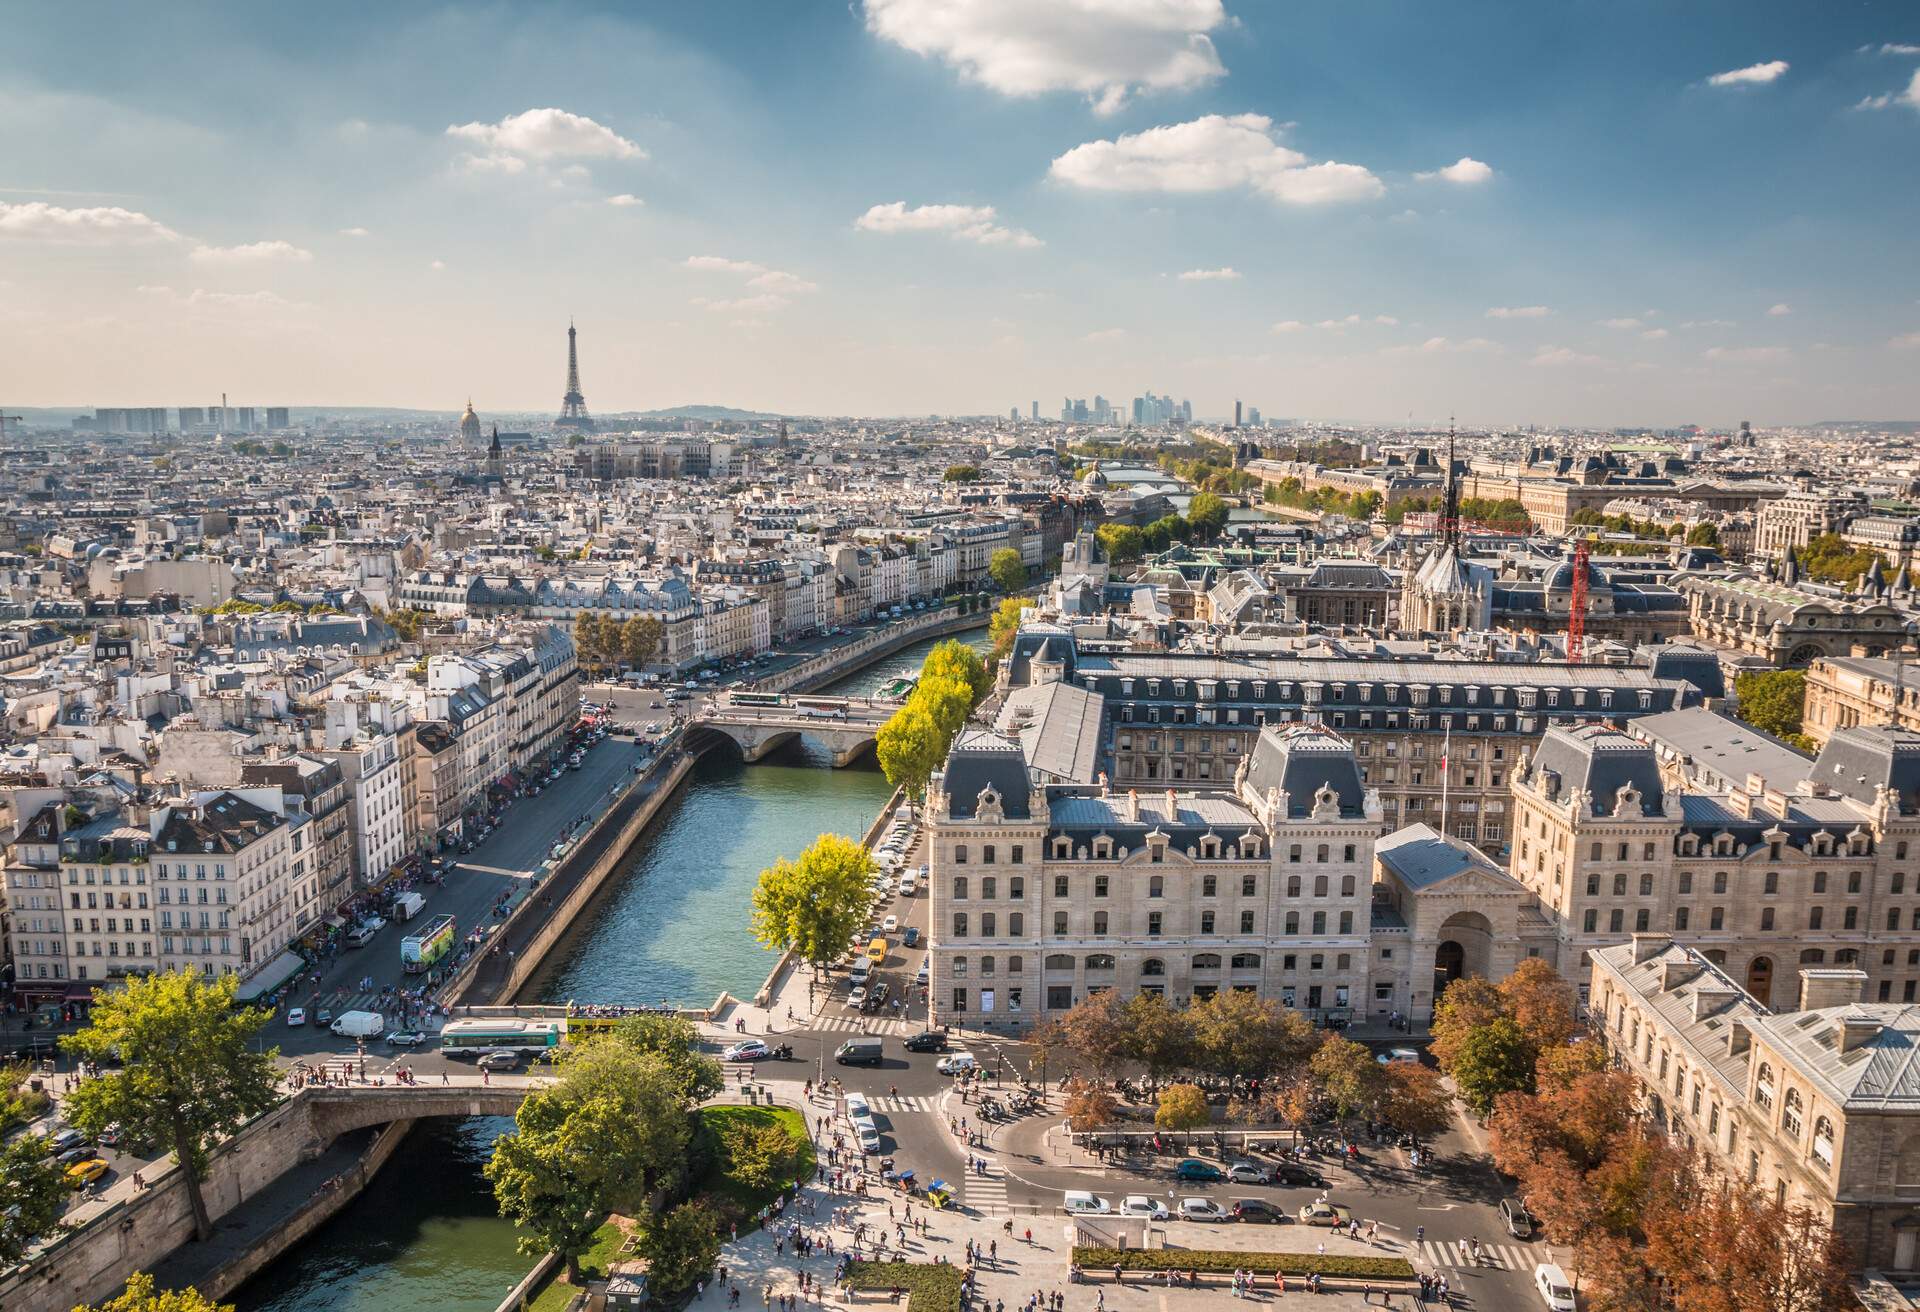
(1809, 725, 1920, 816)
(992, 680, 1105, 785)
(1529, 723, 1666, 816)
(1241, 723, 1367, 818)
(1628, 706, 1810, 793)
(1375, 823, 1506, 889)
(1755, 1003, 1920, 1111)
(940, 732, 1035, 819)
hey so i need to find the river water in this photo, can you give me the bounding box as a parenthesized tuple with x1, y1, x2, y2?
(236, 628, 987, 1312)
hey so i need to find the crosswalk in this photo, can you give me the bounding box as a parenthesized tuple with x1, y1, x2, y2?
(809, 1015, 915, 1034)
(1416, 1240, 1536, 1272)
(961, 1164, 1008, 1211)
(865, 1093, 939, 1115)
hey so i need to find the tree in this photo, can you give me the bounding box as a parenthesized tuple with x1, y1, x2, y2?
(1310, 1035, 1385, 1124)
(0, 1132, 67, 1264)
(988, 596, 1032, 661)
(1642, 1161, 1853, 1312)
(913, 675, 974, 741)
(1120, 993, 1195, 1078)
(1052, 990, 1133, 1080)
(1154, 1083, 1211, 1133)
(1799, 532, 1887, 586)
(1535, 1039, 1609, 1092)
(943, 465, 980, 482)
(619, 616, 663, 668)
(988, 547, 1027, 594)
(1685, 522, 1720, 547)
(876, 703, 947, 801)
(1499, 958, 1578, 1051)
(72, 1273, 231, 1312)
(1186, 491, 1230, 540)
(62, 971, 279, 1243)
(1187, 990, 1317, 1081)
(641, 1201, 723, 1296)
(1735, 669, 1807, 743)
(573, 613, 604, 669)
(1272, 1073, 1330, 1145)
(749, 833, 875, 995)
(1377, 1064, 1453, 1144)
(717, 1118, 801, 1193)
(1448, 1017, 1536, 1116)
(1062, 1078, 1120, 1133)
(1427, 976, 1506, 1073)
(922, 640, 990, 707)
(611, 1012, 723, 1105)
(488, 1040, 697, 1281)
(1094, 522, 1144, 563)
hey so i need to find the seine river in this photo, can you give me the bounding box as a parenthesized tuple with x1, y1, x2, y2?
(236, 629, 986, 1312)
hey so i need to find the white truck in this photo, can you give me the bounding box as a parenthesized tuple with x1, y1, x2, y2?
(394, 891, 426, 922)
(330, 1010, 386, 1039)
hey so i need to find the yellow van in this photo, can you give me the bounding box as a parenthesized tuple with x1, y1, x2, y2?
(866, 936, 888, 965)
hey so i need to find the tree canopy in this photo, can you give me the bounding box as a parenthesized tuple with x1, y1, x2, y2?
(749, 833, 875, 987)
(988, 547, 1027, 593)
(62, 971, 279, 1242)
(0, 1131, 67, 1265)
(876, 703, 947, 801)
(1186, 490, 1230, 539)
(1735, 669, 1808, 746)
(1153, 1082, 1211, 1132)
(988, 597, 1033, 661)
(72, 1273, 232, 1312)
(640, 1202, 723, 1296)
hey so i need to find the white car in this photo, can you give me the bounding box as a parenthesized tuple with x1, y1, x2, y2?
(1063, 1191, 1111, 1215)
(1534, 1263, 1577, 1312)
(882, 914, 899, 933)
(285, 1007, 307, 1027)
(1119, 1195, 1169, 1220)
(898, 874, 918, 896)
(1178, 1197, 1229, 1222)
(936, 1052, 979, 1075)
(1376, 1047, 1423, 1066)
(723, 1039, 770, 1061)
(847, 987, 869, 1010)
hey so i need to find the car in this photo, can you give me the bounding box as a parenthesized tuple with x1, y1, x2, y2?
(898, 875, 918, 897)
(865, 981, 892, 1011)
(98, 1123, 123, 1148)
(1225, 1160, 1270, 1185)
(65, 1158, 109, 1189)
(936, 1052, 979, 1075)
(1063, 1191, 1112, 1215)
(1375, 1047, 1423, 1066)
(386, 1031, 427, 1048)
(316, 1009, 335, 1027)
(1232, 1198, 1285, 1224)
(1297, 1201, 1352, 1227)
(723, 1039, 771, 1062)
(1172, 1158, 1224, 1182)
(847, 987, 869, 1010)
(1178, 1197, 1229, 1222)
(477, 1051, 522, 1071)
(47, 1129, 86, 1154)
(286, 1007, 307, 1027)
(1534, 1263, 1577, 1312)
(1118, 1195, 1169, 1220)
(904, 1030, 949, 1053)
(1501, 1196, 1539, 1240)
(55, 1144, 96, 1166)
(1272, 1163, 1328, 1188)
(881, 914, 899, 933)
(903, 926, 920, 947)
(915, 962, 930, 986)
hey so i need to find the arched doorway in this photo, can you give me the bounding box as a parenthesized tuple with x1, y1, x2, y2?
(1748, 956, 1775, 1007)
(1434, 941, 1466, 995)
(1433, 911, 1495, 999)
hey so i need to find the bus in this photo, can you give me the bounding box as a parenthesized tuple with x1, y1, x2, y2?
(730, 691, 787, 708)
(440, 1018, 565, 1056)
(400, 914, 456, 975)
(866, 936, 888, 965)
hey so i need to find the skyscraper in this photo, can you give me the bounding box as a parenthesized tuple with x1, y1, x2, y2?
(556, 321, 595, 432)
(1030, 401, 1039, 421)
(1234, 399, 1243, 428)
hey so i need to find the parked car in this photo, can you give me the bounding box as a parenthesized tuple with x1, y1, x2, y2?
(477, 1051, 522, 1071)
(65, 1158, 109, 1189)
(98, 1123, 123, 1148)
(1119, 1195, 1169, 1220)
(904, 1030, 948, 1053)
(1225, 1160, 1270, 1185)
(881, 914, 899, 933)
(1173, 1158, 1224, 1182)
(285, 1007, 307, 1027)
(1232, 1198, 1285, 1224)
(1534, 1263, 1578, 1312)
(1272, 1163, 1328, 1188)
(47, 1129, 86, 1154)
(1501, 1196, 1539, 1240)
(724, 1039, 771, 1062)
(55, 1144, 95, 1166)
(1178, 1197, 1229, 1222)
(1298, 1201, 1353, 1227)
(1063, 1191, 1112, 1215)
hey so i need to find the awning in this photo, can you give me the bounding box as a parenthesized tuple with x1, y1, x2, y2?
(63, 981, 97, 1001)
(235, 949, 305, 1001)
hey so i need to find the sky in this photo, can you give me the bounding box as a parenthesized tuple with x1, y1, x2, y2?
(3, 1, 1918, 427)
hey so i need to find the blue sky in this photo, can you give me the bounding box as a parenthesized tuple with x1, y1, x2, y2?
(3, 1, 1917, 424)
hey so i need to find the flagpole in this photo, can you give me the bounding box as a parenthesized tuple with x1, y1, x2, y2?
(1440, 721, 1451, 838)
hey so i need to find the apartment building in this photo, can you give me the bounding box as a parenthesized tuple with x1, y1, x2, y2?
(1755, 485, 1869, 560)
(1591, 938, 1920, 1273)
(238, 754, 350, 920)
(150, 790, 296, 983)
(1804, 655, 1920, 746)
(1512, 723, 1920, 1008)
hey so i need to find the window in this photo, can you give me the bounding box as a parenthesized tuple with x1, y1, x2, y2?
(1339, 911, 1353, 933)
(1008, 913, 1024, 936)
(1679, 872, 1692, 894)
(1782, 1089, 1803, 1140)
(1814, 871, 1827, 894)
(1609, 909, 1624, 933)
(952, 988, 968, 1012)
(1675, 908, 1690, 931)
(1711, 907, 1725, 930)
(1341, 875, 1356, 897)
(1052, 911, 1067, 935)
(1094, 876, 1110, 898)
(1714, 872, 1728, 894)
(1285, 912, 1300, 934)
(1092, 911, 1108, 935)
(1810, 907, 1824, 931)
(1287, 876, 1302, 897)
(1147, 912, 1163, 937)
(1812, 1117, 1834, 1170)
(1761, 908, 1775, 931)
(1149, 876, 1164, 899)
(1054, 875, 1069, 897)
(1086, 953, 1114, 970)
(1583, 910, 1598, 933)
(982, 877, 997, 899)
(1613, 873, 1627, 896)
(1011, 845, 1023, 865)
(1142, 959, 1166, 976)
(1202, 875, 1217, 897)
(1312, 911, 1327, 934)
(1045, 954, 1073, 970)
(1200, 911, 1215, 934)
(1231, 953, 1261, 969)
(1640, 873, 1654, 896)
(952, 877, 968, 900)
(954, 845, 968, 865)
(1634, 909, 1650, 932)
(1754, 1064, 1775, 1111)
(1764, 871, 1778, 894)
(983, 845, 996, 865)
(1241, 876, 1257, 896)
(952, 913, 968, 937)
(1009, 876, 1024, 899)
(1240, 910, 1255, 933)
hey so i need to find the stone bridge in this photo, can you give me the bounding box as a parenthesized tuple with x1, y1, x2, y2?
(300, 1078, 534, 1142)
(689, 697, 896, 766)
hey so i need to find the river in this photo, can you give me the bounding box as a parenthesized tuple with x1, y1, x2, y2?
(236, 627, 988, 1312)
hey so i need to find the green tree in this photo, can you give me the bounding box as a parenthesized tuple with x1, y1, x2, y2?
(1310, 1034, 1386, 1125)
(1735, 669, 1807, 743)
(921, 640, 991, 706)
(1684, 522, 1720, 547)
(1062, 1077, 1121, 1132)
(1094, 522, 1144, 563)
(640, 1201, 722, 1296)
(620, 615, 664, 668)
(611, 1012, 723, 1105)
(877, 703, 946, 800)
(716, 1118, 801, 1193)
(1799, 532, 1887, 586)
(72, 1273, 232, 1312)
(988, 547, 1027, 594)
(573, 613, 604, 669)
(0, 1132, 67, 1264)
(1428, 975, 1507, 1073)
(1052, 990, 1133, 1080)
(62, 971, 279, 1243)
(1154, 1082, 1211, 1133)
(1188, 989, 1317, 1081)
(943, 465, 980, 482)
(988, 597, 1032, 661)
(913, 675, 974, 741)
(1450, 1017, 1537, 1116)
(749, 833, 875, 995)
(1119, 992, 1196, 1078)
(487, 1040, 698, 1281)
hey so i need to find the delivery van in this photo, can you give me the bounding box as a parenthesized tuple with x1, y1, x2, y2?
(836, 1037, 884, 1067)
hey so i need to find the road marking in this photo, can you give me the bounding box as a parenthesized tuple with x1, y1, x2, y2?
(1418, 1240, 1533, 1272)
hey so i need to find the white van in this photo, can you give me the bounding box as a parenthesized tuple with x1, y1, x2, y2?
(1063, 1191, 1111, 1215)
(1533, 1263, 1577, 1312)
(898, 872, 918, 896)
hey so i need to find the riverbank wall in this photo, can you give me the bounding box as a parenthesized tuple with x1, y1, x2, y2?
(765, 606, 989, 694)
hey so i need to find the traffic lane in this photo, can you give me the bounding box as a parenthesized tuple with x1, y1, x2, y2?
(467, 738, 639, 874)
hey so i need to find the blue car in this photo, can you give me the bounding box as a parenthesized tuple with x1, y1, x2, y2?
(1173, 1159, 1224, 1182)
(904, 927, 921, 947)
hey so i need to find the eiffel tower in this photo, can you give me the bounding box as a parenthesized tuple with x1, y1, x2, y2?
(556, 320, 595, 432)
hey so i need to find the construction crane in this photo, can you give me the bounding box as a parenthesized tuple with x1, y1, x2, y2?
(1568, 537, 1592, 663)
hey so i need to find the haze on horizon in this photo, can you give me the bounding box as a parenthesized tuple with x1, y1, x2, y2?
(3, 1, 1918, 427)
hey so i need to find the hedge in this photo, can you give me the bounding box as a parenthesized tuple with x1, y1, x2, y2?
(846, 1261, 965, 1312)
(1073, 1247, 1416, 1281)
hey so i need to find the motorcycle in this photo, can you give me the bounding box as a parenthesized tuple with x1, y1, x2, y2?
(772, 1043, 794, 1060)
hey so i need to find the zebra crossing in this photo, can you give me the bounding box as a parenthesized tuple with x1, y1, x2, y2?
(961, 1164, 1008, 1210)
(1416, 1240, 1536, 1272)
(809, 1014, 913, 1035)
(865, 1093, 939, 1115)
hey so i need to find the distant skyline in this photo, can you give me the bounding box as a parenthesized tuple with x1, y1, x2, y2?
(3, 2, 1919, 425)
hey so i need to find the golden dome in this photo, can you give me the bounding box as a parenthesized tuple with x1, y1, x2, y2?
(459, 398, 481, 438)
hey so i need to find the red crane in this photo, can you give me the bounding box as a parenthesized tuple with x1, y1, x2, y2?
(1567, 538, 1591, 663)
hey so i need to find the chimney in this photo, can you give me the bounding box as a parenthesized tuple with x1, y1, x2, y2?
(1798, 968, 1868, 1013)
(1660, 957, 1703, 992)
(1837, 1013, 1884, 1056)
(1631, 932, 1672, 965)
(1692, 982, 1738, 1020)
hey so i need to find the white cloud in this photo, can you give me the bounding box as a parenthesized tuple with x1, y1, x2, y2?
(1873, 43, 1920, 56)
(1641, 328, 1670, 340)
(190, 240, 313, 264)
(1680, 318, 1736, 329)
(1530, 345, 1607, 367)
(1403, 335, 1497, 354)
(0, 200, 181, 244)
(1269, 320, 1306, 334)
(682, 255, 819, 294)
(1704, 345, 1792, 363)
(1083, 327, 1128, 342)
(1048, 114, 1383, 205)
(1314, 313, 1398, 329)
(1707, 60, 1789, 87)
(1486, 305, 1551, 319)
(138, 284, 305, 311)
(862, 0, 1228, 115)
(606, 194, 644, 208)
(1178, 267, 1240, 281)
(1856, 69, 1920, 110)
(429, 260, 446, 271)
(854, 201, 1042, 247)
(447, 108, 644, 163)
(1890, 332, 1920, 350)
(338, 226, 370, 237)
(1599, 317, 1643, 329)
(1415, 156, 1493, 184)
(1767, 302, 1792, 316)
